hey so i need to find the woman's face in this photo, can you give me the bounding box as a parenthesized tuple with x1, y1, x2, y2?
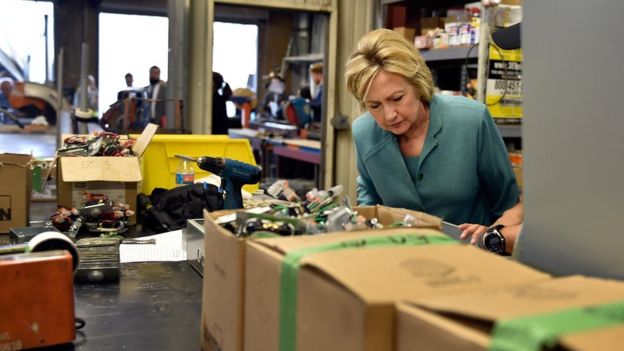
(363, 70, 425, 136)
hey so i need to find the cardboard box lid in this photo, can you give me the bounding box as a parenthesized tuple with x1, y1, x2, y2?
(132, 123, 158, 157)
(401, 276, 624, 350)
(358, 205, 442, 229)
(0, 153, 33, 166)
(410, 275, 624, 322)
(253, 232, 548, 304)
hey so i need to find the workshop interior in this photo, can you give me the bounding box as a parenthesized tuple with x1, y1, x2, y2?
(1, 0, 624, 350)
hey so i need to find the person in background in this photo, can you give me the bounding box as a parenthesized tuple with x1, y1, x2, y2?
(125, 73, 133, 88)
(143, 65, 167, 125)
(212, 71, 232, 135)
(309, 63, 323, 122)
(260, 72, 287, 118)
(118, 73, 137, 101)
(345, 28, 521, 249)
(73, 74, 99, 114)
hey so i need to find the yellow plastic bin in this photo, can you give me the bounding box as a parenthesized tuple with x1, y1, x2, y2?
(137, 134, 259, 194)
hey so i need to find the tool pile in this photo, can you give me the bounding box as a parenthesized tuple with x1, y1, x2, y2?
(220, 181, 422, 237)
(49, 192, 134, 238)
(58, 132, 136, 157)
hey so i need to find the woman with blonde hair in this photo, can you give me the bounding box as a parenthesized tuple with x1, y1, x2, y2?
(346, 28, 521, 252)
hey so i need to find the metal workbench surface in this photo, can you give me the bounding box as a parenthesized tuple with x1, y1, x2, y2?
(53, 261, 203, 350)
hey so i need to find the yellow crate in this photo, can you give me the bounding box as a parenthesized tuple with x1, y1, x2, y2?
(136, 134, 259, 194)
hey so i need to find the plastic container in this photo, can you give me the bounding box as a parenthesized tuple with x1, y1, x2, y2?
(136, 134, 259, 194)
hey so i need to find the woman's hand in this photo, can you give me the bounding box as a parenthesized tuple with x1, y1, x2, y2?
(458, 223, 489, 245)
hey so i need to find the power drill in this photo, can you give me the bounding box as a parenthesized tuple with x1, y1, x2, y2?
(175, 155, 261, 209)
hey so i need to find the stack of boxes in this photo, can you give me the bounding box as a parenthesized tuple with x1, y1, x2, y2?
(200, 205, 556, 351)
(201, 201, 624, 351)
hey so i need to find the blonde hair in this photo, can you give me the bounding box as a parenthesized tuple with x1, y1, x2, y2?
(345, 28, 434, 106)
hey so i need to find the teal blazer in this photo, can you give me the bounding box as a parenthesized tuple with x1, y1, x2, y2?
(352, 94, 519, 226)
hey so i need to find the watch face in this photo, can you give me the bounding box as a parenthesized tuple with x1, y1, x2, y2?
(484, 231, 505, 253)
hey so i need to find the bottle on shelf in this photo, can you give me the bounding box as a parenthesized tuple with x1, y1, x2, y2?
(175, 158, 195, 186)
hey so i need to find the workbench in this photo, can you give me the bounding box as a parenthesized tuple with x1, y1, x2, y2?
(229, 128, 321, 186)
(0, 234, 203, 350)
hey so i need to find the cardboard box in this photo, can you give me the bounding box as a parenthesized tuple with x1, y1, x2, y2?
(243, 234, 549, 351)
(200, 205, 442, 351)
(393, 26, 416, 43)
(397, 276, 624, 351)
(56, 124, 157, 224)
(0, 153, 32, 233)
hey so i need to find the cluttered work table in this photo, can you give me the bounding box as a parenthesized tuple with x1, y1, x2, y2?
(0, 227, 204, 351)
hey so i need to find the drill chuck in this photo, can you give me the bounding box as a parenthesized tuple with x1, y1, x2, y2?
(197, 156, 225, 176)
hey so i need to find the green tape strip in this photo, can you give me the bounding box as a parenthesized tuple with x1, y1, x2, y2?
(490, 300, 624, 351)
(278, 233, 457, 351)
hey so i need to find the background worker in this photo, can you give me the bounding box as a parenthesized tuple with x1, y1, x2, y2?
(309, 62, 323, 122)
(345, 28, 522, 248)
(143, 65, 167, 125)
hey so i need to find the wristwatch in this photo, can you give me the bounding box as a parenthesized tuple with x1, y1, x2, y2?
(482, 224, 506, 255)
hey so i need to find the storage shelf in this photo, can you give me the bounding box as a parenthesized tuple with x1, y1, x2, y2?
(496, 124, 522, 138)
(420, 46, 478, 62)
(283, 53, 324, 63)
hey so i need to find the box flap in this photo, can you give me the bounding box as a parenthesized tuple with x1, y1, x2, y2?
(252, 228, 448, 255)
(300, 245, 548, 304)
(132, 123, 158, 157)
(0, 153, 32, 167)
(375, 205, 442, 229)
(559, 324, 624, 351)
(410, 275, 624, 323)
(60, 157, 142, 182)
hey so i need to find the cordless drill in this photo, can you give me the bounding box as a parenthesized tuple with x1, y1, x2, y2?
(176, 155, 261, 209)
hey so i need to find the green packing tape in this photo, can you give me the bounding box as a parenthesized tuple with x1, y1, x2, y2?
(278, 233, 457, 351)
(490, 300, 624, 351)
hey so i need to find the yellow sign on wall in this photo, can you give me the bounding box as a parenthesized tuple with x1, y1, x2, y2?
(486, 45, 523, 119)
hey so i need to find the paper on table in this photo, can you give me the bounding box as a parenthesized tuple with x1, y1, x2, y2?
(120, 230, 188, 263)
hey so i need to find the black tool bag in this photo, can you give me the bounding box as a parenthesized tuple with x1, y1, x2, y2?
(137, 183, 224, 233)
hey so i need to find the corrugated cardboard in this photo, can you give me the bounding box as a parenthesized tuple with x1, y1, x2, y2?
(393, 26, 416, 43)
(397, 276, 624, 351)
(0, 250, 75, 349)
(56, 124, 157, 223)
(0, 153, 32, 233)
(200, 205, 442, 351)
(243, 235, 549, 351)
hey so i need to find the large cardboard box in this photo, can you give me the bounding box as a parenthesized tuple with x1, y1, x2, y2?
(397, 276, 624, 351)
(200, 205, 442, 351)
(56, 124, 157, 224)
(243, 233, 549, 351)
(0, 153, 32, 233)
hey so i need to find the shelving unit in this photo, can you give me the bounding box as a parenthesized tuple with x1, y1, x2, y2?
(419, 45, 478, 62)
(381, 0, 522, 142)
(496, 124, 521, 138)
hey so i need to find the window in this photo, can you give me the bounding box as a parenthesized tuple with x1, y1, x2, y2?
(0, 0, 54, 83)
(213, 22, 258, 117)
(98, 12, 168, 115)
